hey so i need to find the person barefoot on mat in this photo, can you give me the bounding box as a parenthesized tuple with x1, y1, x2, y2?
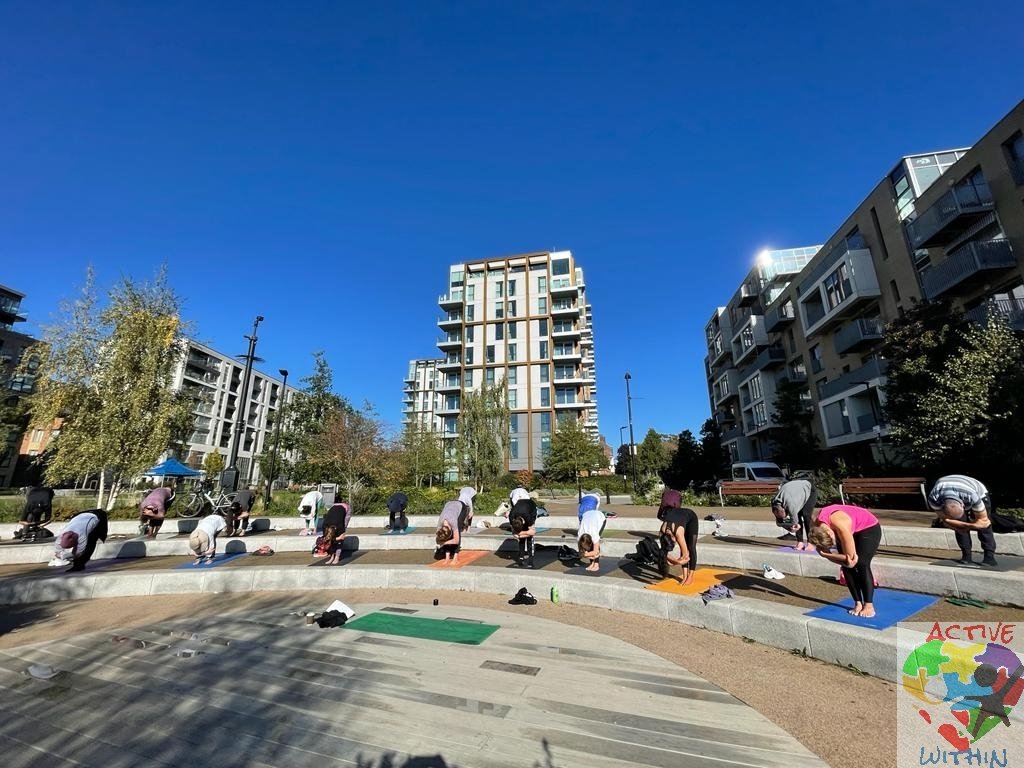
(809, 504, 882, 619)
(509, 497, 538, 568)
(771, 478, 817, 550)
(319, 502, 352, 565)
(189, 513, 226, 565)
(55, 510, 109, 572)
(435, 498, 467, 566)
(297, 488, 324, 535)
(657, 489, 698, 585)
(577, 503, 606, 572)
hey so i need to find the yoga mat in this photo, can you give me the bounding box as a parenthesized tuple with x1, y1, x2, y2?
(646, 568, 740, 596)
(430, 549, 490, 569)
(804, 588, 940, 630)
(776, 546, 818, 555)
(384, 526, 417, 536)
(309, 551, 368, 567)
(174, 553, 250, 569)
(343, 612, 499, 645)
(566, 557, 621, 577)
(504, 547, 560, 570)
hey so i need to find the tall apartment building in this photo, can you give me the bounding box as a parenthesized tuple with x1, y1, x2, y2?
(169, 339, 300, 482)
(0, 284, 37, 487)
(433, 250, 599, 475)
(705, 98, 1024, 467)
(402, 358, 442, 431)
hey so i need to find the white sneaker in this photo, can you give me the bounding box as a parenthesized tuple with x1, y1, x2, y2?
(762, 564, 785, 580)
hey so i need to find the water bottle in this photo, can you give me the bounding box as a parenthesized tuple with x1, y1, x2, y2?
(550, 586, 559, 603)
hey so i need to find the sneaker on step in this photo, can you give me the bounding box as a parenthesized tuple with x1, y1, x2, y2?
(762, 564, 785, 580)
(981, 556, 998, 567)
(954, 557, 978, 567)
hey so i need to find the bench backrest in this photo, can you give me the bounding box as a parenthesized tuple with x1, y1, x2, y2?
(838, 477, 927, 507)
(717, 480, 780, 506)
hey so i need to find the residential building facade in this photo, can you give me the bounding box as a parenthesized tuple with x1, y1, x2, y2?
(433, 250, 599, 475)
(0, 284, 37, 487)
(403, 358, 442, 432)
(704, 98, 1024, 468)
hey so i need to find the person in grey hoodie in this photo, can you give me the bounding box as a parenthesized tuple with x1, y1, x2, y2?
(771, 478, 817, 550)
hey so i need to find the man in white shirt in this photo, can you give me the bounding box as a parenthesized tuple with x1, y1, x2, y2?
(297, 489, 324, 535)
(54, 510, 108, 572)
(577, 506, 606, 572)
(189, 513, 227, 565)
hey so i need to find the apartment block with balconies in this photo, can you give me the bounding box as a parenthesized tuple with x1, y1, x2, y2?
(432, 250, 598, 477)
(403, 358, 443, 432)
(0, 284, 37, 487)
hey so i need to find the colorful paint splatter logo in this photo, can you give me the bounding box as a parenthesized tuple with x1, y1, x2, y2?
(899, 622, 1024, 765)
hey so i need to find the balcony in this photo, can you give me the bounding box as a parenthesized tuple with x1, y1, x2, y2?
(437, 314, 463, 329)
(965, 298, 1024, 331)
(921, 239, 1016, 300)
(800, 249, 881, 337)
(552, 327, 581, 339)
(186, 355, 221, 375)
(551, 303, 579, 317)
(437, 335, 463, 349)
(834, 317, 884, 355)
(722, 425, 743, 442)
(856, 412, 879, 434)
(819, 358, 888, 401)
(746, 420, 772, 435)
(905, 183, 995, 249)
(435, 379, 462, 392)
(764, 303, 796, 332)
(554, 400, 589, 410)
(183, 368, 220, 386)
(549, 278, 577, 296)
(751, 345, 786, 371)
(438, 291, 464, 308)
(436, 357, 462, 371)
(738, 279, 763, 307)
(436, 404, 461, 416)
(553, 348, 582, 361)
(713, 369, 740, 406)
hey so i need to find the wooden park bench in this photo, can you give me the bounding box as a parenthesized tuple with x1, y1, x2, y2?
(717, 480, 781, 507)
(838, 477, 928, 507)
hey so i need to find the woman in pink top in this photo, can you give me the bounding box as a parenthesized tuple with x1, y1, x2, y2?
(809, 504, 882, 619)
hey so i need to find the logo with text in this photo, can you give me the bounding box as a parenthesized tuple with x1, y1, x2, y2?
(899, 622, 1024, 767)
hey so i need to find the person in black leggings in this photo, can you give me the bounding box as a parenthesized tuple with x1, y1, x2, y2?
(809, 504, 882, 618)
(771, 478, 817, 550)
(658, 493, 699, 585)
(509, 497, 538, 568)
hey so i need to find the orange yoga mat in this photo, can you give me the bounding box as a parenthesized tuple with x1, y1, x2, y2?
(646, 567, 739, 596)
(429, 550, 490, 569)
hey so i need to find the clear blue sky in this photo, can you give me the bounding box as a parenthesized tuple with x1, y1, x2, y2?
(2, 2, 1021, 442)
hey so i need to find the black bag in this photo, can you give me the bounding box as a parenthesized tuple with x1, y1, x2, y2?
(316, 610, 347, 628)
(635, 536, 661, 564)
(990, 512, 1024, 534)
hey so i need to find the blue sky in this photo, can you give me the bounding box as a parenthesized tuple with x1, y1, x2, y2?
(2, 1, 1021, 443)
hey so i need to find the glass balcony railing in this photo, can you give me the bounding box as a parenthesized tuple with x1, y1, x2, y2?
(965, 298, 1024, 331)
(921, 240, 1016, 300)
(834, 317, 884, 355)
(905, 182, 994, 249)
(764, 303, 796, 332)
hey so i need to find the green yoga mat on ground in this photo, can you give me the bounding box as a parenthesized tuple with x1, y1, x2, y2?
(343, 612, 500, 644)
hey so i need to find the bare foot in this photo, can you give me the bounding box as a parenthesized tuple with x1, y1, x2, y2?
(848, 602, 864, 616)
(795, 542, 807, 551)
(452, 559, 460, 566)
(585, 563, 598, 572)
(859, 605, 876, 619)
(680, 573, 694, 586)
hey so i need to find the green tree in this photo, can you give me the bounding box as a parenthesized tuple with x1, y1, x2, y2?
(283, 351, 349, 482)
(317, 402, 392, 511)
(635, 427, 669, 481)
(663, 429, 702, 489)
(699, 418, 728, 480)
(26, 268, 196, 508)
(545, 417, 605, 496)
(202, 451, 225, 479)
(399, 421, 446, 488)
(770, 378, 819, 469)
(883, 303, 1024, 476)
(454, 381, 510, 490)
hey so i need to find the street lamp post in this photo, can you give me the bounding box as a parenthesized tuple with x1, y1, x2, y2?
(225, 315, 263, 492)
(625, 373, 638, 493)
(263, 368, 289, 510)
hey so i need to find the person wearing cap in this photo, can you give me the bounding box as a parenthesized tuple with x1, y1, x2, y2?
(770, 478, 817, 550)
(54, 510, 109, 572)
(927, 475, 997, 567)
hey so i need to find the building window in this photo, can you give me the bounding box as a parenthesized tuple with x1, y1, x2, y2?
(508, 344, 517, 362)
(444, 417, 458, 435)
(824, 264, 851, 310)
(538, 318, 548, 336)
(540, 387, 550, 407)
(509, 437, 519, 460)
(508, 300, 517, 316)
(538, 276, 547, 292)
(555, 387, 576, 405)
(538, 364, 549, 383)
(539, 341, 549, 359)
(495, 304, 504, 320)
(554, 364, 575, 380)
(464, 348, 473, 365)
(510, 414, 519, 433)
(752, 402, 768, 428)
(495, 282, 504, 298)
(749, 374, 763, 402)
(551, 258, 570, 276)
(486, 345, 495, 363)
(1005, 132, 1024, 185)
(466, 305, 474, 321)
(508, 389, 517, 408)
(553, 320, 574, 333)
(508, 280, 516, 297)
(486, 368, 495, 385)
(538, 296, 547, 313)
(810, 344, 824, 374)
(464, 370, 473, 386)
(467, 285, 475, 301)
(508, 366, 518, 385)
(508, 322, 517, 340)
(541, 436, 551, 455)
(540, 412, 552, 432)
(465, 326, 474, 342)
(495, 323, 504, 341)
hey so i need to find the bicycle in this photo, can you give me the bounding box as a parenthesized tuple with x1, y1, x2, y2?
(179, 481, 235, 518)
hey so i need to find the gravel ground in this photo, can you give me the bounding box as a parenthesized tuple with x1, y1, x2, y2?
(0, 588, 897, 768)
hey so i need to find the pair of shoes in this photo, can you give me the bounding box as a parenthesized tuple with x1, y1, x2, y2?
(953, 557, 978, 567)
(508, 587, 537, 605)
(762, 564, 785, 580)
(981, 556, 999, 567)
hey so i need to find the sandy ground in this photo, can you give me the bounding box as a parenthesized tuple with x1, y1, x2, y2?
(0, 587, 896, 768)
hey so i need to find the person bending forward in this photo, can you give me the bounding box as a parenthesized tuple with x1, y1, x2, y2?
(809, 504, 882, 619)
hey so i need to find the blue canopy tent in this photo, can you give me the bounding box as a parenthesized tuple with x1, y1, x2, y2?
(144, 457, 203, 478)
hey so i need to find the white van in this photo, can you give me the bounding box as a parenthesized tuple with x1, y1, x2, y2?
(731, 462, 787, 482)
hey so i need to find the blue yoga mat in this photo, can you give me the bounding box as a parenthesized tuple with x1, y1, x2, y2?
(175, 553, 250, 569)
(804, 588, 939, 630)
(384, 526, 417, 536)
(535, 527, 550, 535)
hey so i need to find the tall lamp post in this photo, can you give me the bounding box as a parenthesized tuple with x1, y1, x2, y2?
(624, 373, 638, 493)
(225, 315, 263, 492)
(263, 368, 289, 510)
(618, 425, 629, 491)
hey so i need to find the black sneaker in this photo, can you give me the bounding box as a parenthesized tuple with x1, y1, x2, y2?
(12, 529, 23, 539)
(981, 556, 999, 567)
(508, 588, 537, 605)
(953, 557, 977, 566)
(777, 533, 797, 541)
(525, 558, 535, 569)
